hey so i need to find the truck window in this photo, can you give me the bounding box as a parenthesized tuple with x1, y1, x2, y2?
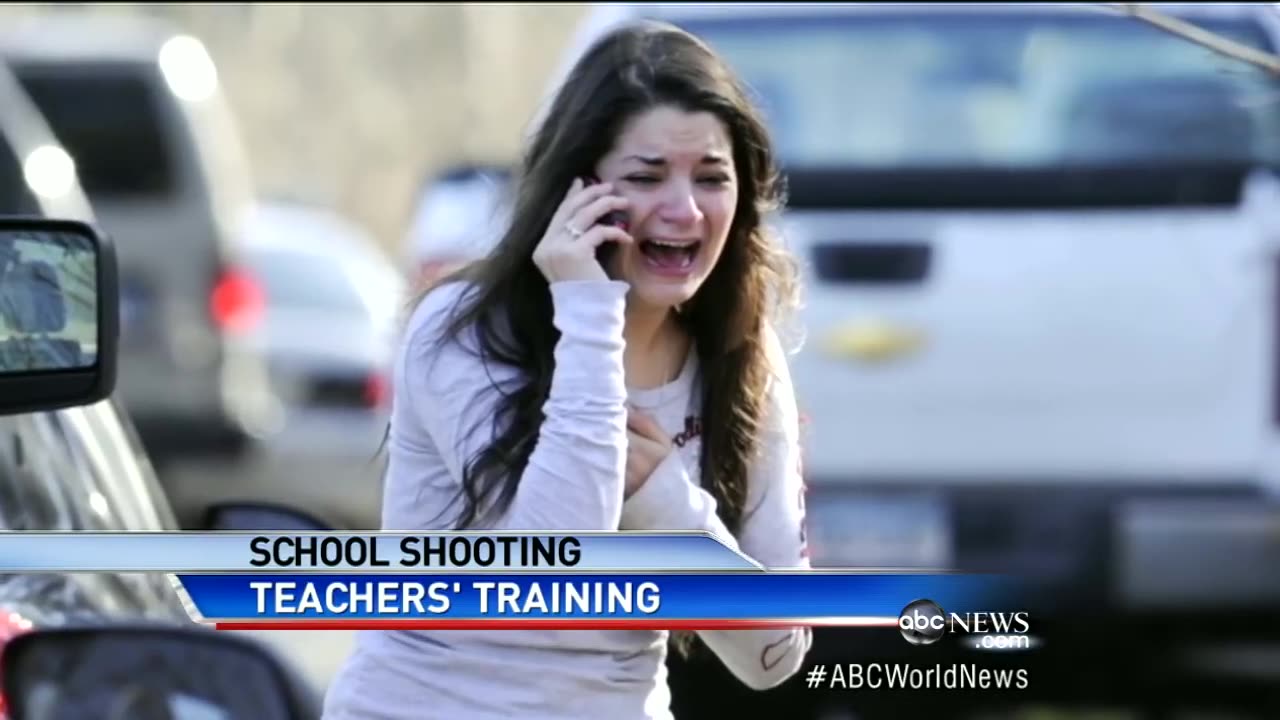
(12, 64, 177, 199)
(679, 12, 1280, 170)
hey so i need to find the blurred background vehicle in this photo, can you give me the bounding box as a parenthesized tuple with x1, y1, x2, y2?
(0, 13, 275, 467)
(561, 0, 1280, 563)
(204, 199, 402, 530)
(240, 199, 402, 438)
(557, 2, 1280, 718)
(402, 163, 512, 287)
(562, 0, 1280, 569)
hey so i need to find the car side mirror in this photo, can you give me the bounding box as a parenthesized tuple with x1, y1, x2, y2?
(204, 501, 334, 531)
(0, 625, 319, 720)
(0, 217, 117, 416)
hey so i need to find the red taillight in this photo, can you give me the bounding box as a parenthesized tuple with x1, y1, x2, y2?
(0, 610, 36, 719)
(210, 268, 265, 333)
(363, 372, 389, 408)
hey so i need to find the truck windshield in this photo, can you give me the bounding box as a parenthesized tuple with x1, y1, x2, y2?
(680, 11, 1280, 169)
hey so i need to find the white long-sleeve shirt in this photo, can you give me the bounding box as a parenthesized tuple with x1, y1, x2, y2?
(322, 279, 812, 720)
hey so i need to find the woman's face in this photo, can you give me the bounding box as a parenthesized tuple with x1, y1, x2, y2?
(594, 104, 738, 311)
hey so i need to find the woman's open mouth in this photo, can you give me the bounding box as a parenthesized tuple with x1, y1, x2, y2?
(639, 238, 701, 275)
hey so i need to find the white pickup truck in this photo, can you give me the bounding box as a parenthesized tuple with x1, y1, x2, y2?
(554, 7, 1280, 709)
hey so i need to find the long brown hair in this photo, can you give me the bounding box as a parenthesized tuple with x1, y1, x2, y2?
(410, 20, 799, 648)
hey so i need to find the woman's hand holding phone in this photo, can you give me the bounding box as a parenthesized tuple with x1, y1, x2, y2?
(533, 177, 632, 284)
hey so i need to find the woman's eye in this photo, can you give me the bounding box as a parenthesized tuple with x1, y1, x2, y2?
(699, 175, 731, 186)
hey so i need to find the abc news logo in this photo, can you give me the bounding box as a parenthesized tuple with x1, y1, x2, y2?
(898, 598, 1034, 651)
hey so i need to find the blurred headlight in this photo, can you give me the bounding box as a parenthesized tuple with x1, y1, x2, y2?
(159, 35, 218, 103)
(22, 145, 76, 200)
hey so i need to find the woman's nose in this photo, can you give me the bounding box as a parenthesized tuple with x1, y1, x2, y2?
(658, 183, 702, 226)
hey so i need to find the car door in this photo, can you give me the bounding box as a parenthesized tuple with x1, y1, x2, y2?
(63, 398, 179, 532)
(0, 412, 171, 623)
(4, 408, 190, 622)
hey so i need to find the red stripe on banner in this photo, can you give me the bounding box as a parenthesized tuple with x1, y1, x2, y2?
(214, 618, 900, 631)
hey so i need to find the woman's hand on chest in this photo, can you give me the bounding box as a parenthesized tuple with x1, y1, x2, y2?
(623, 407, 674, 498)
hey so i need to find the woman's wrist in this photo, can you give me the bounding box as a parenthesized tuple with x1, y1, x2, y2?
(546, 280, 631, 402)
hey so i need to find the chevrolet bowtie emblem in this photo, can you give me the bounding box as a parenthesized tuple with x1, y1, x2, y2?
(821, 322, 925, 362)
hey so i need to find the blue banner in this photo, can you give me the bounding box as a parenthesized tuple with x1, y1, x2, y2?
(177, 572, 1019, 627)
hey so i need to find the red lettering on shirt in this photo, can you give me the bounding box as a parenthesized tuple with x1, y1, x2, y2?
(672, 415, 702, 448)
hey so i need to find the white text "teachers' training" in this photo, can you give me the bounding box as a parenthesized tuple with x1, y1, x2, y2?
(249, 580, 662, 615)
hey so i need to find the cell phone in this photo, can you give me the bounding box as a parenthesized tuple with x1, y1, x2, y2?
(585, 175, 629, 230)
(584, 175, 629, 269)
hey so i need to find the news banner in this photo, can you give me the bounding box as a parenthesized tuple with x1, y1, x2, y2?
(0, 532, 1036, 641)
